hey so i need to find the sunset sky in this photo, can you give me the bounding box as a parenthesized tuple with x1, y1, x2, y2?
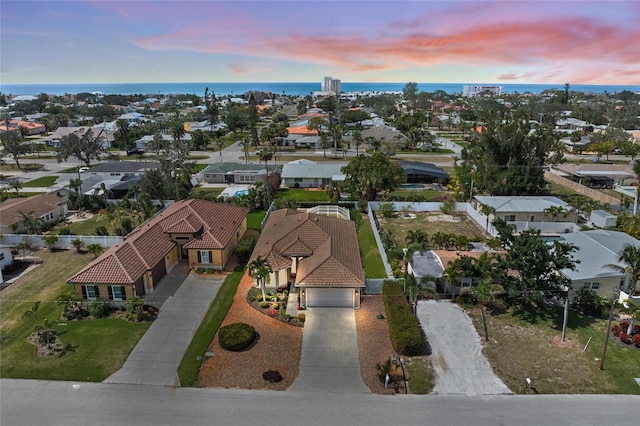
(1, 0, 638, 85)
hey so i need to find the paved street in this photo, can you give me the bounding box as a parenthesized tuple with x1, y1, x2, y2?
(2, 379, 638, 426)
(416, 299, 511, 395)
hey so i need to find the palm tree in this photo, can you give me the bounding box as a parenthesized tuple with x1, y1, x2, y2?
(606, 244, 640, 295)
(478, 203, 496, 234)
(352, 129, 364, 157)
(71, 238, 84, 253)
(405, 230, 429, 252)
(42, 234, 59, 251)
(544, 205, 568, 222)
(17, 210, 41, 234)
(216, 137, 225, 162)
(248, 256, 273, 302)
(86, 243, 104, 259)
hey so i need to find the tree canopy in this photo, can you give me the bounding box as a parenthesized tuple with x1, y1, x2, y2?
(341, 153, 404, 201)
(460, 111, 562, 196)
(56, 129, 106, 167)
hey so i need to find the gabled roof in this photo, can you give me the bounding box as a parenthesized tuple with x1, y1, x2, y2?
(68, 200, 248, 284)
(560, 230, 640, 281)
(249, 209, 364, 287)
(0, 194, 66, 228)
(474, 196, 569, 213)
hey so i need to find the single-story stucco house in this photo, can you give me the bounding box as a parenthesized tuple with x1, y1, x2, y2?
(68, 200, 248, 301)
(280, 160, 346, 188)
(0, 193, 68, 234)
(249, 208, 365, 308)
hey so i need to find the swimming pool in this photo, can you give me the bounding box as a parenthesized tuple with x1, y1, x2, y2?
(233, 190, 249, 197)
(400, 184, 424, 189)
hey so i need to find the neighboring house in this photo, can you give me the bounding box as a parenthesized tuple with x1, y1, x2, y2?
(83, 161, 160, 179)
(590, 210, 617, 228)
(45, 126, 114, 149)
(295, 136, 321, 149)
(0, 120, 46, 135)
(560, 230, 640, 298)
(553, 163, 635, 188)
(407, 250, 444, 289)
(280, 160, 346, 188)
(361, 126, 407, 147)
(556, 117, 589, 131)
(68, 200, 248, 301)
(200, 162, 275, 184)
(0, 193, 68, 234)
(249, 209, 365, 308)
(473, 195, 576, 224)
(397, 160, 449, 184)
(559, 135, 591, 153)
(133, 133, 193, 150)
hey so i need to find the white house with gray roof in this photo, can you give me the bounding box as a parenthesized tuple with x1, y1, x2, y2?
(559, 230, 640, 298)
(281, 160, 346, 188)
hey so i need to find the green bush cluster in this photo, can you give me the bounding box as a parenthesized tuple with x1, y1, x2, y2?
(88, 299, 110, 318)
(235, 235, 257, 263)
(383, 280, 425, 356)
(218, 323, 257, 351)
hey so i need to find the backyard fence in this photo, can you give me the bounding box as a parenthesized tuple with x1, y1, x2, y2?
(0, 234, 123, 250)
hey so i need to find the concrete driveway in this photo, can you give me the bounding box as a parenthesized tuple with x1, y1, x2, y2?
(289, 308, 369, 394)
(104, 272, 224, 387)
(416, 299, 511, 395)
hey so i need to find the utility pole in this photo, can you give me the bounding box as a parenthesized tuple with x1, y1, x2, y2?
(561, 291, 569, 342)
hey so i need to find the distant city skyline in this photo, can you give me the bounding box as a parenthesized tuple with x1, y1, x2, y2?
(1, 0, 638, 86)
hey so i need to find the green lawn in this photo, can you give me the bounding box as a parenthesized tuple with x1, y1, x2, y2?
(0, 250, 150, 381)
(22, 176, 59, 187)
(190, 187, 224, 201)
(277, 188, 330, 203)
(247, 210, 267, 231)
(60, 213, 116, 235)
(358, 220, 387, 278)
(178, 267, 246, 386)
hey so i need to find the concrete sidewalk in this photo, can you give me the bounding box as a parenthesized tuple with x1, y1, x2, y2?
(289, 308, 369, 394)
(104, 272, 224, 387)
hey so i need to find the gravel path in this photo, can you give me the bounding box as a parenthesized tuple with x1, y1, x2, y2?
(416, 299, 511, 395)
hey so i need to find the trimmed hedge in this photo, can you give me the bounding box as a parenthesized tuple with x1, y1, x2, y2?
(382, 280, 425, 356)
(235, 234, 257, 263)
(218, 323, 257, 351)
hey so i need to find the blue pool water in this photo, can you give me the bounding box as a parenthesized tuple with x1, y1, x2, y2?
(400, 184, 424, 189)
(233, 190, 249, 197)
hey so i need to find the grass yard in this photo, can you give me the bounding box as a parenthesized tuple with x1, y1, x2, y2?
(467, 306, 640, 394)
(178, 267, 245, 386)
(378, 212, 485, 247)
(0, 249, 150, 381)
(277, 188, 331, 203)
(247, 210, 267, 231)
(406, 357, 435, 394)
(190, 187, 224, 201)
(22, 176, 59, 187)
(357, 220, 387, 278)
(59, 213, 117, 235)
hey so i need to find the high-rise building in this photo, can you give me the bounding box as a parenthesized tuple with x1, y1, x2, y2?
(321, 76, 341, 94)
(463, 85, 503, 97)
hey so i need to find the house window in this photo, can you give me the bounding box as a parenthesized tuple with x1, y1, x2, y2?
(504, 215, 516, 222)
(109, 285, 126, 301)
(529, 215, 535, 222)
(198, 250, 212, 264)
(82, 285, 100, 300)
(294, 178, 303, 183)
(582, 282, 600, 290)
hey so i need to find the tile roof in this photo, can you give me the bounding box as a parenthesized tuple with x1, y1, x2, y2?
(68, 200, 248, 284)
(249, 209, 365, 287)
(0, 194, 66, 228)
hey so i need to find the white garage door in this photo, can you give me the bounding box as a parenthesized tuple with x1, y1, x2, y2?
(306, 288, 353, 307)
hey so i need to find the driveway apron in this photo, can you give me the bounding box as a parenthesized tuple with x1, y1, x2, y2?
(416, 299, 511, 395)
(104, 272, 223, 387)
(289, 308, 369, 394)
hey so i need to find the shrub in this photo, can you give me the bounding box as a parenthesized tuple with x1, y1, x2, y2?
(279, 306, 286, 317)
(235, 235, 257, 263)
(619, 332, 630, 344)
(87, 299, 110, 318)
(379, 203, 395, 218)
(620, 321, 630, 331)
(259, 301, 270, 309)
(632, 334, 640, 347)
(248, 286, 262, 302)
(271, 302, 279, 310)
(571, 287, 608, 318)
(218, 323, 256, 351)
(195, 267, 206, 274)
(297, 313, 306, 323)
(206, 268, 216, 274)
(383, 280, 425, 356)
(611, 324, 623, 336)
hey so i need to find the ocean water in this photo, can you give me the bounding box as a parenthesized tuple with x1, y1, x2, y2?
(1, 82, 638, 97)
